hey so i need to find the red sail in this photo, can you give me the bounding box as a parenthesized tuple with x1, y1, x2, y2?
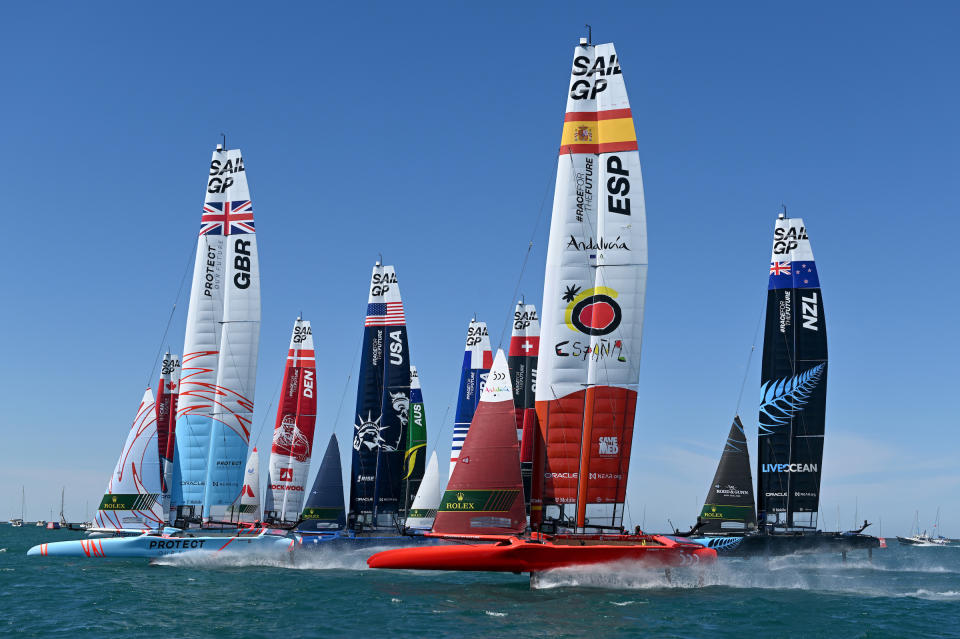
(434, 351, 526, 536)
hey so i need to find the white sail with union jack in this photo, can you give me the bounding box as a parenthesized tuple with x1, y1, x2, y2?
(171, 146, 261, 523)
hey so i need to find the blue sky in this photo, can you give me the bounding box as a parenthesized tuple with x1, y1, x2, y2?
(1, 2, 956, 536)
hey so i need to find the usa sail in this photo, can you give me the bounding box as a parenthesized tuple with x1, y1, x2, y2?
(228, 448, 260, 524)
(172, 146, 261, 523)
(757, 214, 827, 530)
(349, 264, 411, 527)
(507, 301, 539, 507)
(532, 41, 648, 530)
(699, 416, 757, 533)
(300, 434, 346, 531)
(434, 351, 526, 535)
(265, 317, 317, 523)
(156, 351, 180, 516)
(403, 365, 427, 512)
(405, 451, 442, 531)
(449, 319, 492, 478)
(94, 388, 164, 531)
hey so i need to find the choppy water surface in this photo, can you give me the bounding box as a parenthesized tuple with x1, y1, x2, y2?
(1, 527, 957, 638)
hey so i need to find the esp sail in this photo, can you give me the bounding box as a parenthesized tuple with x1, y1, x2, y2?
(757, 214, 827, 530)
(449, 319, 492, 477)
(349, 264, 411, 527)
(434, 351, 526, 535)
(265, 318, 317, 523)
(507, 302, 539, 507)
(532, 40, 648, 530)
(300, 434, 347, 531)
(156, 351, 180, 514)
(172, 146, 261, 522)
(94, 388, 164, 531)
(405, 451, 442, 531)
(403, 365, 427, 512)
(699, 416, 757, 533)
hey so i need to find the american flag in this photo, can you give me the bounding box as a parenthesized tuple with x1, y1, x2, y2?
(365, 302, 405, 326)
(199, 200, 255, 236)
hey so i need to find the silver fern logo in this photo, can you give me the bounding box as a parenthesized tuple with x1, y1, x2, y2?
(758, 363, 825, 435)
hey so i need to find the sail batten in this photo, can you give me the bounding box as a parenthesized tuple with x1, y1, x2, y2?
(533, 41, 647, 530)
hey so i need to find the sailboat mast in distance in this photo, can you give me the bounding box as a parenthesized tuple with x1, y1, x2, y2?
(699, 416, 757, 533)
(757, 214, 827, 531)
(265, 317, 317, 523)
(349, 264, 410, 528)
(172, 145, 261, 524)
(156, 351, 180, 518)
(532, 40, 648, 531)
(300, 434, 346, 530)
(403, 365, 427, 512)
(231, 448, 260, 524)
(507, 302, 539, 508)
(449, 319, 492, 478)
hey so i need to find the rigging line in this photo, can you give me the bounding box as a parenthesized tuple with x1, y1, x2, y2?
(496, 151, 557, 350)
(734, 298, 766, 417)
(251, 374, 282, 453)
(144, 241, 196, 390)
(335, 324, 365, 439)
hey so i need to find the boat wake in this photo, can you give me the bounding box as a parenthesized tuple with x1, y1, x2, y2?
(152, 545, 396, 571)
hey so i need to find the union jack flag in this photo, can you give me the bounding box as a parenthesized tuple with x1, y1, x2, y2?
(365, 302, 405, 326)
(200, 200, 255, 236)
(769, 261, 791, 276)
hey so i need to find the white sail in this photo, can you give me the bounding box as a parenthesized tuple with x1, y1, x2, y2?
(405, 451, 443, 531)
(94, 388, 164, 531)
(229, 448, 261, 524)
(173, 147, 261, 522)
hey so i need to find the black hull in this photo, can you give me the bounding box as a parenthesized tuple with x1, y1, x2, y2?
(693, 532, 881, 556)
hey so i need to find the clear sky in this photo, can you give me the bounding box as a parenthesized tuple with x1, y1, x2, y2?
(1, 2, 956, 536)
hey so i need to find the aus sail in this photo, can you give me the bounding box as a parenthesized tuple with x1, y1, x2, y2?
(403, 365, 427, 512)
(533, 41, 648, 530)
(757, 215, 827, 530)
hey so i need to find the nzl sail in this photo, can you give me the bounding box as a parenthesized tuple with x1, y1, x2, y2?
(265, 317, 317, 523)
(532, 40, 648, 531)
(434, 351, 526, 535)
(699, 416, 757, 533)
(507, 302, 539, 506)
(156, 351, 180, 513)
(757, 214, 827, 530)
(349, 264, 411, 526)
(403, 365, 427, 512)
(172, 146, 261, 523)
(94, 388, 164, 531)
(449, 319, 492, 478)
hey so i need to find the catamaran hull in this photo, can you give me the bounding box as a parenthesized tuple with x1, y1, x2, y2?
(368, 535, 715, 572)
(690, 532, 882, 555)
(28, 533, 294, 558)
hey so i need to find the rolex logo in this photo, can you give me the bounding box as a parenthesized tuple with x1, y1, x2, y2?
(112, 496, 117, 503)
(711, 506, 716, 513)
(456, 492, 464, 502)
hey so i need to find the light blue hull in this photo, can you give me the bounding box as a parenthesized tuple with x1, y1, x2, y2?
(28, 531, 295, 558)
(294, 530, 437, 549)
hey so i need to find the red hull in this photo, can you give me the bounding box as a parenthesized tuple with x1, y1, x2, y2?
(367, 534, 716, 572)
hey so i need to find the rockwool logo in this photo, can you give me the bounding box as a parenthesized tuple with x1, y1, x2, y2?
(279, 468, 293, 481)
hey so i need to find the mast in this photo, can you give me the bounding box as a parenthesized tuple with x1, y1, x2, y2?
(532, 38, 647, 531)
(349, 264, 410, 527)
(172, 145, 260, 523)
(449, 319, 492, 477)
(757, 213, 827, 531)
(265, 317, 317, 523)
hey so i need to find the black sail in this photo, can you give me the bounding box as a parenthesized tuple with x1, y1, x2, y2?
(299, 434, 346, 530)
(700, 416, 756, 533)
(757, 215, 828, 530)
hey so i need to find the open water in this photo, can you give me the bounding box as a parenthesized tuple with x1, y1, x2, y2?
(1, 526, 958, 638)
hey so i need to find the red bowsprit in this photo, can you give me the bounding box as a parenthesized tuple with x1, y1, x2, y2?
(367, 533, 716, 573)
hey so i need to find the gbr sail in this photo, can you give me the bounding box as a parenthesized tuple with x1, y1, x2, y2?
(449, 319, 492, 478)
(532, 40, 648, 530)
(265, 317, 317, 522)
(757, 214, 827, 530)
(94, 388, 164, 531)
(172, 146, 261, 522)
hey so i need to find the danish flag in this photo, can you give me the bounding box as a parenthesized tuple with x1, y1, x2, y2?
(199, 200, 255, 236)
